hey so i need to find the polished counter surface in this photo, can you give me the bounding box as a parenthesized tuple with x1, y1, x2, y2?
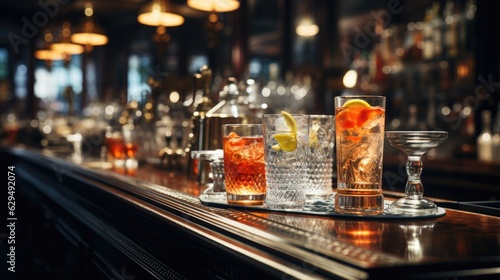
(3, 144, 500, 279)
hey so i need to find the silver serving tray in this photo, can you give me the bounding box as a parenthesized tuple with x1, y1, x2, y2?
(199, 192, 446, 220)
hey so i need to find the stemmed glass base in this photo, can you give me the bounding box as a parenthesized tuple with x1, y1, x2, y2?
(389, 196, 438, 216)
(385, 131, 448, 216)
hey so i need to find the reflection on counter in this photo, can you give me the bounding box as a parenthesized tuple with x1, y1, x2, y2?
(335, 220, 384, 251)
(399, 220, 436, 262)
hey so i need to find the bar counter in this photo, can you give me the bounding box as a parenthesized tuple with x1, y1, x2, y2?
(2, 143, 500, 279)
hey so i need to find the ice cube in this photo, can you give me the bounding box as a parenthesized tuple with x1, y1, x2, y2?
(274, 117, 289, 131)
(362, 109, 384, 130)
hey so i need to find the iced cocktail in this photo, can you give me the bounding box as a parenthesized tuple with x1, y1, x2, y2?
(223, 124, 266, 205)
(334, 96, 386, 215)
(262, 112, 309, 210)
(306, 114, 335, 201)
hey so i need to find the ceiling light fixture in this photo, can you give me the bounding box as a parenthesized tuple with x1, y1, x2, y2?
(34, 49, 66, 61)
(138, 0, 185, 27)
(34, 31, 65, 61)
(187, 0, 240, 12)
(70, 2, 109, 49)
(296, 23, 319, 37)
(51, 22, 85, 55)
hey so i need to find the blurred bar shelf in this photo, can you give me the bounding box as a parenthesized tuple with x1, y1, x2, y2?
(2, 143, 500, 279)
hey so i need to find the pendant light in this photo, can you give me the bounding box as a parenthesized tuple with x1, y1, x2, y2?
(70, 2, 109, 50)
(137, 0, 185, 27)
(34, 49, 66, 61)
(187, 0, 239, 49)
(51, 22, 85, 56)
(34, 31, 65, 61)
(187, 0, 240, 13)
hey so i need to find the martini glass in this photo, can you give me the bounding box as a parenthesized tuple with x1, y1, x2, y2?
(385, 131, 448, 216)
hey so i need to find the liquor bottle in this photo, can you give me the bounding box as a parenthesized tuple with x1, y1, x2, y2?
(444, 0, 458, 58)
(477, 110, 493, 161)
(431, 2, 443, 58)
(455, 109, 476, 158)
(422, 7, 434, 60)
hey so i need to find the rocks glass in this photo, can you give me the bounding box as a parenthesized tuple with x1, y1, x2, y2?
(306, 115, 335, 201)
(262, 113, 309, 210)
(104, 129, 126, 168)
(223, 124, 266, 205)
(334, 96, 386, 215)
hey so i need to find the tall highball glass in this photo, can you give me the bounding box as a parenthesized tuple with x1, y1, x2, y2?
(334, 96, 386, 215)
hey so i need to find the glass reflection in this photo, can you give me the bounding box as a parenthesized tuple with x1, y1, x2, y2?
(399, 220, 436, 262)
(253, 213, 335, 237)
(335, 220, 384, 251)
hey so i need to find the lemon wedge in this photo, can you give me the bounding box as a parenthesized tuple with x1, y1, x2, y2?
(272, 132, 297, 151)
(272, 111, 298, 152)
(343, 99, 371, 108)
(281, 111, 297, 133)
(309, 126, 319, 148)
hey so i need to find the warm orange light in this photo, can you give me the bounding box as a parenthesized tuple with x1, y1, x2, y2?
(296, 24, 319, 37)
(71, 32, 108, 46)
(138, 0, 185, 27)
(187, 0, 240, 12)
(457, 63, 470, 78)
(347, 230, 377, 236)
(71, 3, 109, 46)
(51, 22, 85, 55)
(50, 42, 85, 55)
(343, 70, 358, 88)
(34, 49, 65, 61)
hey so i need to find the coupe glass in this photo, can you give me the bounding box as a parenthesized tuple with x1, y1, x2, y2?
(385, 131, 448, 216)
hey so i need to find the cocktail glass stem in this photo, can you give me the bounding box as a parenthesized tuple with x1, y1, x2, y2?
(406, 155, 424, 199)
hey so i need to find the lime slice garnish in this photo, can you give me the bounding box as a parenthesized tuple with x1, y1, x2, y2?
(272, 111, 298, 152)
(343, 99, 371, 108)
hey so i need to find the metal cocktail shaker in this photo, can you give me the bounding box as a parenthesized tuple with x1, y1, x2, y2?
(187, 66, 255, 185)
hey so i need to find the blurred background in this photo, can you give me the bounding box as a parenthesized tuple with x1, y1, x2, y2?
(0, 0, 499, 166)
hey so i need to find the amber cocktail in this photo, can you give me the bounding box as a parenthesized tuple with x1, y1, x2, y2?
(105, 132, 126, 159)
(223, 124, 266, 205)
(335, 96, 386, 215)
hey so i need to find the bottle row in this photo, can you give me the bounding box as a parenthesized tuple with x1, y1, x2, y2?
(477, 106, 500, 162)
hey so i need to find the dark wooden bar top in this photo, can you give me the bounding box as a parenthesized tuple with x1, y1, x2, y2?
(2, 143, 500, 279)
